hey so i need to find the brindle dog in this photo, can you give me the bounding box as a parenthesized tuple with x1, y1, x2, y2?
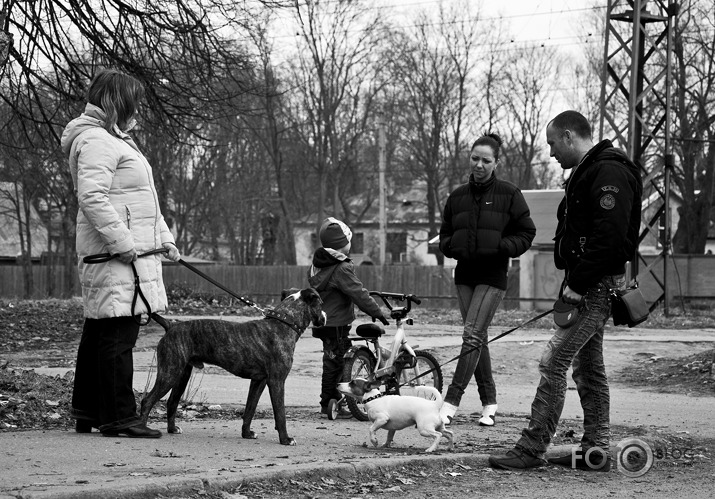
(140, 288, 325, 445)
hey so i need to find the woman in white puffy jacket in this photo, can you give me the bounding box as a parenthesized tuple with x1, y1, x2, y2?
(61, 68, 180, 438)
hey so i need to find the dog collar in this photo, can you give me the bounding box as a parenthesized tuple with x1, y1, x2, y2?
(362, 393, 383, 404)
(264, 309, 302, 335)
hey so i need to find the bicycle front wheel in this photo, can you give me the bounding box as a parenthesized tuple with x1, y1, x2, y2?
(342, 348, 375, 421)
(398, 350, 443, 398)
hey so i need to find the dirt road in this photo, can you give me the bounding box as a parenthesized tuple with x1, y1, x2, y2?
(5, 317, 715, 498)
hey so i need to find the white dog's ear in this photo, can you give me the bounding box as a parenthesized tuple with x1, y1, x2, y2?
(281, 288, 301, 301)
(367, 379, 381, 391)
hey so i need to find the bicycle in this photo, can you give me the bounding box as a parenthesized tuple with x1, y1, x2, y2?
(329, 291, 443, 421)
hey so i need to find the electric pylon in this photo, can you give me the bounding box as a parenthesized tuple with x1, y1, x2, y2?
(599, 0, 678, 313)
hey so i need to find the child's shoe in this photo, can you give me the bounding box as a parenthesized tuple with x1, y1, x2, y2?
(336, 398, 353, 419)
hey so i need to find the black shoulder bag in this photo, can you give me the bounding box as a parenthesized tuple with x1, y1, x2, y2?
(610, 280, 649, 327)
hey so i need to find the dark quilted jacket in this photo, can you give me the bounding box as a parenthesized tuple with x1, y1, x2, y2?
(439, 173, 536, 289)
(554, 139, 643, 294)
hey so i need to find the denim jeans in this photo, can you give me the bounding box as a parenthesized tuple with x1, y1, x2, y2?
(71, 316, 142, 431)
(444, 284, 505, 407)
(516, 274, 625, 458)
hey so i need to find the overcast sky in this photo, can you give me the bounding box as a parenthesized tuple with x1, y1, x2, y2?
(389, 0, 603, 55)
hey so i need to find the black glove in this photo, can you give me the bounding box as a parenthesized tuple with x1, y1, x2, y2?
(377, 314, 389, 326)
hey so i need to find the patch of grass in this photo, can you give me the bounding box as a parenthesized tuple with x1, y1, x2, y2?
(615, 348, 715, 396)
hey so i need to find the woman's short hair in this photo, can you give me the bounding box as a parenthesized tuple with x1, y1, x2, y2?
(86, 68, 145, 133)
(471, 132, 503, 161)
(548, 110, 592, 139)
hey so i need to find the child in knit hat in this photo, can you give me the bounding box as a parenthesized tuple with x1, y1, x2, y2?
(308, 217, 389, 418)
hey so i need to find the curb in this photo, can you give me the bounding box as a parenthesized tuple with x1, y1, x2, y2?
(10, 453, 491, 499)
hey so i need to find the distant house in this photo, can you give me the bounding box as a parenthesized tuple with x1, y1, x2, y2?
(517, 190, 564, 310)
(0, 182, 49, 264)
(295, 189, 566, 266)
(640, 189, 682, 255)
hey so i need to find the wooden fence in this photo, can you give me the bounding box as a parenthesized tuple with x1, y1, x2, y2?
(2, 254, 714, 309)
(0, 264, 518, 309)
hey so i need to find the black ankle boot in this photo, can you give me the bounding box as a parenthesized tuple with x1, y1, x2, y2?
(102, 424, 162, 439)
(75, 419, 99, 433)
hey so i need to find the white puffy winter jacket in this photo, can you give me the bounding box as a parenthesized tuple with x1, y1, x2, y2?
(61, 104, 175, 319)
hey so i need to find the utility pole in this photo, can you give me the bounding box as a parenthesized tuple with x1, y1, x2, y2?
(378, 115, 387, 266)
(599, 0, 678, 313)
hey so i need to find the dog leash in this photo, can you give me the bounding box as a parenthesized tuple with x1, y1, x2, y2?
(83, 248, 170, 325)
(399, 307, 554, 388)
(169, 257, 309, 332)
(82, 249, 307, 330)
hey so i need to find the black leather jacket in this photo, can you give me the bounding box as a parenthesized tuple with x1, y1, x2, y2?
(554, 140, 643, 294)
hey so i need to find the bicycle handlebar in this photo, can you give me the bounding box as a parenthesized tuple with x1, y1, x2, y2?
(369, 291, 422, 310)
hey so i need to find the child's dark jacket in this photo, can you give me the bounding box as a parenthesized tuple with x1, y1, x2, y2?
(308, 248, 383, 336)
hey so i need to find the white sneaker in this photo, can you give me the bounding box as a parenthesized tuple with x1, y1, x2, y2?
(439, 402, 459, 426)
(478, 404, 497, 426)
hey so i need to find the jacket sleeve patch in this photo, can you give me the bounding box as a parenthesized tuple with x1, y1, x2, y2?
(600, 193, 616, 210)
(601, 185, 620, 193)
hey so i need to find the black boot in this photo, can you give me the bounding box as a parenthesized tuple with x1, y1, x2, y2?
(75, 419, 100, 433)
(102, 424, 162, 438)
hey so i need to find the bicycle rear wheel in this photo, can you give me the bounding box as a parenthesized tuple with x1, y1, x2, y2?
(342, 348, 375, 421)
(398, 350, 443, 398)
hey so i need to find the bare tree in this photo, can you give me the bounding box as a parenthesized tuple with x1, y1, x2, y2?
(388, 20, 452, 258)
(1, 1, 282, 145)
(439, 1, 484, 202)
(242, 16, 298, 264)
(670, 0, 715, 254)
(0, 159, 40, 297)
(0, 5, 12, 69)
(0, 84, 77, 296)
(288, 0, 386, 231)
(0, 0, 300, 273)
(584, 0, 714, 254)
(499, 44, 562, 189)
(387, 3, 487, 265)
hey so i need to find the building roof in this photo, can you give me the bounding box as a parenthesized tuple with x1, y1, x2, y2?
(298, 183, 563, 248)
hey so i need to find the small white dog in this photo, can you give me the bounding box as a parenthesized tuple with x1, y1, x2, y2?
(337, 378, 454, 453)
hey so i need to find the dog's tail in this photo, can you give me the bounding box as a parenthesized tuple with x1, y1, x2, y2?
(150, 313, 170, 332)
(412, 386, 443, 404)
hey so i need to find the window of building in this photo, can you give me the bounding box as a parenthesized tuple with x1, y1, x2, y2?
(352, 232, 364, 254)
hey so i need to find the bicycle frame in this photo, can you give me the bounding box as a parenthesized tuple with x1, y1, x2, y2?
(346, 291, 421, 385)
(340, 291, 444, 420)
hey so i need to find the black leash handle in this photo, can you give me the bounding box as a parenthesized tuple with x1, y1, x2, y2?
(399, 307, 554, 388)
(82, 248, 169, 264)
(83, 248, 172, 325)
(129, 261, 152, 326)
(84, 248, 266, 319)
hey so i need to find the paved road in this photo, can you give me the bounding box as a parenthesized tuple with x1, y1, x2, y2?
(8, 318, 713, 499)
(33, 319, 715, 439)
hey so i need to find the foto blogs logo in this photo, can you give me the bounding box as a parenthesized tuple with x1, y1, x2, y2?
(571, 438, 696, 476)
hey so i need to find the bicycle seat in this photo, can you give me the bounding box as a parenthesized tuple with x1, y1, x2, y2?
(356, 323, 385, 338)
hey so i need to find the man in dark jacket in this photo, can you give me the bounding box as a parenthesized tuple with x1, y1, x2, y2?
(489, 111, 643, 471)
(308, 217, 388, 418)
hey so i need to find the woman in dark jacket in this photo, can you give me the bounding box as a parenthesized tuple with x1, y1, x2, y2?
(439, 133, 536, 426)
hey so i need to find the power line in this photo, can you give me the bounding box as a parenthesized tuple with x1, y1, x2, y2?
(268, 2, 608, 39)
